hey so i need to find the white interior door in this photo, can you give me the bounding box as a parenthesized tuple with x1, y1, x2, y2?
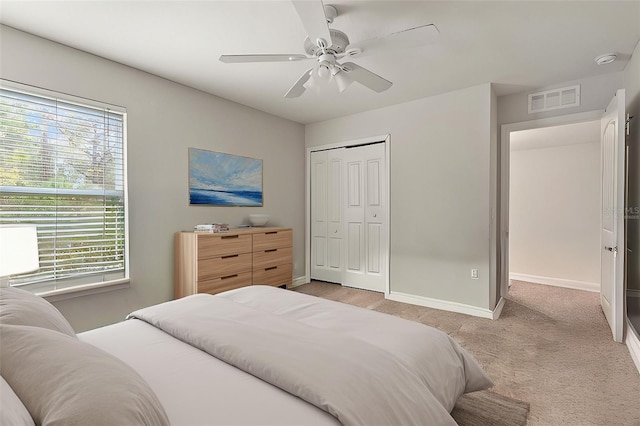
(343, 143, 387, 292)
(310, 149, 344, 283)
(600, 89, 626, 343)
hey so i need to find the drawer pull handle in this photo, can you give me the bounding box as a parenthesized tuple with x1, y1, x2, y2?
(265, 232, 278, 235)
(221, 274, 238, 280)
(265, 266, 278, 271)
(265, 249, 277, 253)
(221, 254, 239, 259)
(221, 235, 239, 239)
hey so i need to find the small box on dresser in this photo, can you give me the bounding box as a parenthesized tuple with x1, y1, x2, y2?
(174, 227, 293, 298)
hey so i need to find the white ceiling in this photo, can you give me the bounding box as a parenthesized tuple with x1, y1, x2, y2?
(0, 1, 638, 124)
(510, 120, 600, 151)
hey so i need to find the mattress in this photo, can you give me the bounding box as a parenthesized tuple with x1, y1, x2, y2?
(79, 319, 339, 426)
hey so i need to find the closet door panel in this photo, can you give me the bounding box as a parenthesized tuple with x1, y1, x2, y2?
(310, 149, 344, 283)
(343, 151, 366, 285)
(342, 143, 386, 292)
(367, 223, 382, 274)
(311, 151, 328, 272)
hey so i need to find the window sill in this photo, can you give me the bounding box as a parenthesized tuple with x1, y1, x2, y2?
(39, 279, 130, 303)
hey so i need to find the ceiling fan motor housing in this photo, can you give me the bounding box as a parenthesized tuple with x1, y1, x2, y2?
(304, 29, 350, 56)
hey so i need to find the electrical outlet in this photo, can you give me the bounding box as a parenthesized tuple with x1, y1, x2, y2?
(471, 269, 479, 279)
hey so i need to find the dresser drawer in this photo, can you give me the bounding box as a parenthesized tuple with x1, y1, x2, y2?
(252, 263, 292, 287)
(252, 229, 292, 251)
(252, 247, 292, 270)
(197, 271, 252, 295)
(198, 234, 251, 259)
(198, 253, 251, 281)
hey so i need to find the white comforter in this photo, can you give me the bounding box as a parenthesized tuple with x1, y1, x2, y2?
(127, 285, 493, 426)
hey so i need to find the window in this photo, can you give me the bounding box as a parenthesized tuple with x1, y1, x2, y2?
(0, 81, 128, 294)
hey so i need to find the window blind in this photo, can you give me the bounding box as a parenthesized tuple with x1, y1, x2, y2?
(0, 84, 128, 293)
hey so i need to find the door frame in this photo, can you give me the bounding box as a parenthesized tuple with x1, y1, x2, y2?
(498, 110, 604, 298)
(305, 134, 391, 295)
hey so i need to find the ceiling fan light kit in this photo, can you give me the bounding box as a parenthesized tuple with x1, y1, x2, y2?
(333, 70, 351, 93)
(219, 0, 439, 98)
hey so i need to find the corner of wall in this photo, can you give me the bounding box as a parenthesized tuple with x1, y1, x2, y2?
(489, 84, 499, 309)
(624, 39, 640, 293)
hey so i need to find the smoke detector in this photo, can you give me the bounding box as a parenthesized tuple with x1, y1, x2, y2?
(594, 53, 617, 65)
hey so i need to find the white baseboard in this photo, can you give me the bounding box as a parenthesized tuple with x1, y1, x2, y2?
(628, 289, 640, 298)
(289, 276, 308, 288)
(387, 291, 505, 320)
(509, 273, 599, 293)
(492, 297, 506, 320)
(626, 319, 640, 375)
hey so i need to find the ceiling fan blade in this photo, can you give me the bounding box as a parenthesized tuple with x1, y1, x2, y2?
(285, 68, 313, 98)
(340, 62, 392, 93)
(291, 0, 332, 48)
(347, 24, 439, 58)
(220, 54, 309, 63)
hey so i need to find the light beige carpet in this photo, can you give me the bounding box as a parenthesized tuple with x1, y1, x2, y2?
(293, 280, 640, 426)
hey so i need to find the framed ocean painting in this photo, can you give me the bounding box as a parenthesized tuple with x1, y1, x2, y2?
(189, 148, 263, 206)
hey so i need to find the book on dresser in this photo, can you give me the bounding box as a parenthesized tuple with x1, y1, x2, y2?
(194, 223, 229, 233)
(174, 227, 293, 298)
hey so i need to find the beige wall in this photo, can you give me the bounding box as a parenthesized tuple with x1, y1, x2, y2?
(509, 142, 601, 286)
(0, 26, 306, 332)
(306, 84, 495, 311)
(624, 41, 640, 293)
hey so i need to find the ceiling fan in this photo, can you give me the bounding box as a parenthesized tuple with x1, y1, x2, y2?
(219, 1, 439, 98)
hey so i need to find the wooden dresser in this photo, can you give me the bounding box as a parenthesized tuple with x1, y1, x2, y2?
(174, 227, 292, 298)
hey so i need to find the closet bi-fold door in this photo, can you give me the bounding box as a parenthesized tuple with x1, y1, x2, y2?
(310, 143, 387, 292)
(342, 143, 386, 292)
(310, 149, 345, 283)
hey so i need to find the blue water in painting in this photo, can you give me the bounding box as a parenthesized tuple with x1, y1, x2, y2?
(190, 189, 262, 206)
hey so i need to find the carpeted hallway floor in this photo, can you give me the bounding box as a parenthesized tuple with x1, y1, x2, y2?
(292, 280, 640, 425)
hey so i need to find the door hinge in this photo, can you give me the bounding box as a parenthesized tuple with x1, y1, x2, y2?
(626, 114, 634, 136)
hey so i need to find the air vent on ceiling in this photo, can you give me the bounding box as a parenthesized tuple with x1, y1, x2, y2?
(528, 85, 580, 114)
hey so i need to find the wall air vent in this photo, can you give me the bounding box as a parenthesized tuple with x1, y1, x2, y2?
(528, 85, 580, 114)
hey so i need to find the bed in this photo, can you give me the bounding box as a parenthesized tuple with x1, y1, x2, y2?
(0, 285, 493, 426)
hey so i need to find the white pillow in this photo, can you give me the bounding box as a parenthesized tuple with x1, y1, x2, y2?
(0, 287, 76, 337)
(0, 376, 35, 426)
